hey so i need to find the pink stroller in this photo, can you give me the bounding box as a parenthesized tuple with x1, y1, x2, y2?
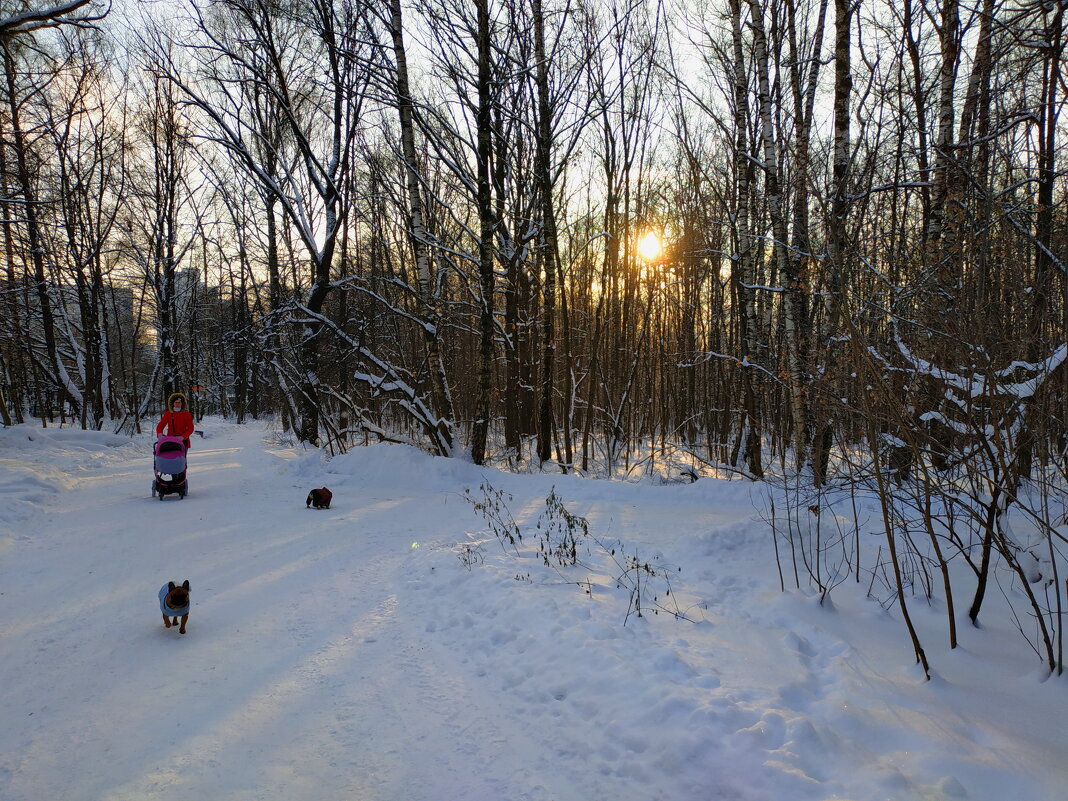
(152, 436, 188, 500)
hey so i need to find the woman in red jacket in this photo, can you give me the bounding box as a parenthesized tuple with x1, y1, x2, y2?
(156, 392, 195, 450)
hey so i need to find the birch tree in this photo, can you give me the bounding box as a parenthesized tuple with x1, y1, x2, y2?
(383, 0, 456, 456)
(728, 0, 763, 477)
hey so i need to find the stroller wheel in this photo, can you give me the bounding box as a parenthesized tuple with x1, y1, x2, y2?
(151, 481, 157, 497)
(159, 491, 166, 501)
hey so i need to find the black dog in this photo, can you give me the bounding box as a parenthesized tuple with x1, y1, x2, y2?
(306, 487, 332, 509)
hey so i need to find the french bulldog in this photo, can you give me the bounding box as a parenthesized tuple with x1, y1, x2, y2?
(159, 580, 191, 634)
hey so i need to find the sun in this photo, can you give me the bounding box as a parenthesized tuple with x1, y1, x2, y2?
(637, 231, 663, 262)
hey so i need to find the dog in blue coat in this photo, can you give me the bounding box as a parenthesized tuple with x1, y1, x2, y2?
(159, 580, 191, 634)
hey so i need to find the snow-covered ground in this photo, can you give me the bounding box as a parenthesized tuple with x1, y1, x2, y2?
(1, 419, 1065, 801)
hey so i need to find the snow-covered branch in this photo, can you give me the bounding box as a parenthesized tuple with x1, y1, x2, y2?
(0, 0, 103, 37)
(893, 331, 1066, 401)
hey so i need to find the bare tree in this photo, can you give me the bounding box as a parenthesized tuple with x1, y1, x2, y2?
(156, 0, 372, 445)
(121, 53, 203, 419)
(1, 35, 83, 418)
(384, 0, 457, 455)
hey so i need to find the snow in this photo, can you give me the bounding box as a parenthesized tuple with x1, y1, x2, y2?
(1, 419, 1066, 801)
(892, 335, 1067, 402)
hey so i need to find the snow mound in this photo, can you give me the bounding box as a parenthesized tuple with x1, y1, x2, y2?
(0, 424, 135, 454)
(0, 423, 145, 536)
(289, 442, 489, 493)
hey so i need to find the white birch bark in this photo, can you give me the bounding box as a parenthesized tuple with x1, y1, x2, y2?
(729, 0, 762, 477)
(747, 0, 810, 474)
(388, 0, 456, 457)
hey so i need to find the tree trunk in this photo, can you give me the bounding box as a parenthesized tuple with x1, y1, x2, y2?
(812, 0, 854, 487)
(748, 0, 809, 474)
(1018, 3, 1063, 480)
(787, 0, 829, 479)
(389, 0, 455, 456)
(471, 0, 495, 465)
(533, 0, 559, 466)
(927, 0, 959, 256)
(729, 0, 762, 478)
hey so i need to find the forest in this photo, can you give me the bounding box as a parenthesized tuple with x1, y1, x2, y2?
(0, 0, 1065, 674)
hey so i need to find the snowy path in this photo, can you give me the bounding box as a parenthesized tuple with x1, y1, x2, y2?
(0, 423, 544, 800)
(2, 420, 1066, 801)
